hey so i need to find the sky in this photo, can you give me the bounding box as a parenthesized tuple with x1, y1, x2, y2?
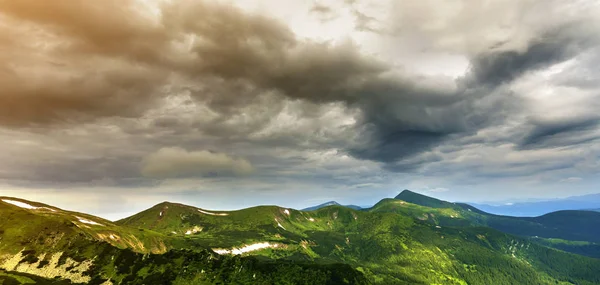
(1, 0, 600, 220)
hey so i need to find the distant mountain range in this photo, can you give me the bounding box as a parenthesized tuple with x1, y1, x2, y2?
(396, 190, 600, 242)
(303, 190, 600, 217)
(466, 193, 600, 216)
(2, 191, 600, 284)
(302, 201, 363, 211)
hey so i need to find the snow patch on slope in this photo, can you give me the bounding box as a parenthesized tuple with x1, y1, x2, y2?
(197, 209, 229, 216)
(2, 199, 56, 212)
(213, 242, 280, 255)
(274, 218, 286, 230)
(75, 216, 104, 226)
(283, 209, 290, 215)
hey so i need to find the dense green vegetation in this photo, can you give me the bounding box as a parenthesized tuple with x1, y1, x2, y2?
(119, 196, 600, 284)
(2, 193, 600, 284)
(0, 198, 366, 284)
(392, 190, 600, 253)
(530, 237, 600, 259)
(394, 190, 459, 209)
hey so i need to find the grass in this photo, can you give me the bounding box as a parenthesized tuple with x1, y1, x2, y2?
(3, 195, 600, 284)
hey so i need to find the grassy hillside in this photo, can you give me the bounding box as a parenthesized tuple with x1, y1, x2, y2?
(390, 191, 600, 244)
(0, 197, 367, 284)
(3, 194, 600, 284)
(118, 198, 600, 285)
(386, 192, 600, 260)
(394, 190, 460, 209)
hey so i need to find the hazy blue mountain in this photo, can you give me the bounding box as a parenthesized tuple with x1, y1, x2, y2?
(466, 193, 600, 216)
(302, 201, 363, 211)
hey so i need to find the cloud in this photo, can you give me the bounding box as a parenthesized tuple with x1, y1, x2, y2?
(426, 187, 450, 193)
(1, 0, 600, 208)
(1, 0, 597, 171)
(140, 147, 254, 179)
(520, 116, 600, 149)
(464, 26, 594, 88)
(560, 177, 582, 183)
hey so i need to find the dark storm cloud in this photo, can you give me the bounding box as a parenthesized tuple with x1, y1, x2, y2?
(1, 0, 599, 178)
(465, 28, 590, 88)
(351, 130, 446, 161)
(520, 117, 600, 149)
(0, 156, 147, 187)
(0, 62, 166, 126)
(0, 0, 461, 168)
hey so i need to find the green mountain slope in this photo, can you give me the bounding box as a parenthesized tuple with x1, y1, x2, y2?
(118, 198, 600, 285)
(388, 191, 600, 258)
(4, 194, 600, 285)
(116, 202, 314, 249)
(394, 190, 460, 209)
(0, 197, 367, 284)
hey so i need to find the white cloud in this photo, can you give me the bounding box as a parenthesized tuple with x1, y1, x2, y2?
(560, 177, 582, 183)
(426, 187, 450, 193)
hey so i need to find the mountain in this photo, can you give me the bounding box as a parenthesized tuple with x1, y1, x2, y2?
(467, 193, 600, 216)
(459, 208, 600, 244)
(302, 201, 362, 211)
(0, 197, 366, 285)
(119, 198, 600, 284)
(394, 190, 460, 209)
(4, 194, 600, 284)
(390, 192, 600, 258)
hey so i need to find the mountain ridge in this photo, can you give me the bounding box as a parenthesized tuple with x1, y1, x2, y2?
(3, 192, 600, 284)
(302, 201, 363, 211)
(118, 193, 600, 284)
(394, 190, 459, 209)
(389, 192, 600, 258)
(465, 193, 600, 216)
(0, 197, 368, 284)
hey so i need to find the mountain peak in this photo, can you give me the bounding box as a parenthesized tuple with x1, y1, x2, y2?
(394, 190, 456, 209)
(395, 189, 416, 199)
(302, 201, 341, 211)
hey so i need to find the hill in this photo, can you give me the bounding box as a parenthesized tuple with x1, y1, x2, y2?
(302, 201, 363, 211)
(4, 195, 600, 284)
(0, 197, 367, 284)
(118, 198, 600, 284)
(394, 190, 460, 209)
(389, 192, 600, 258)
